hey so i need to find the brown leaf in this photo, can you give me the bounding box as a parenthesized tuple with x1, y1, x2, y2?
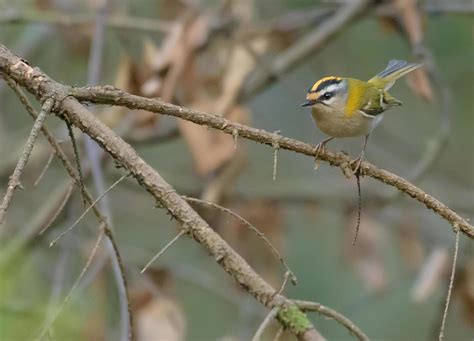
(215, 37, 268, 114)
(99, 55, 133, 127)
(136, 297, 186, 341)
(179, 101, 249, 176)
(455, 258, 474, 325)
(411, 248, 449, 303)
(406, 68, 434, 103)
(395, 0, 434, 102)
(201, 152, 247, 204)
(395, 0, 424, 46)
(131, 269, 186, 341)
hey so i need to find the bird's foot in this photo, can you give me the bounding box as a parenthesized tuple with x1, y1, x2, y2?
(350, 154, 364, 176)
(313, 142, 326, 170)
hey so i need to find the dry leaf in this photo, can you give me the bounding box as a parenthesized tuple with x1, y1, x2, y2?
(395, 0, 434, 101)
(136, 297, 186, 341)
(406, 68, 434, 102)
(395, 0, 423, 46)
(201, 151, 247, 204)
(99, 55, 132, 127)
(179, 100, 249, 176)
(131, 269, 186, 341)
(411, 247, 449, 303)
(216, 37, 268, 114)
(455, 258, 474, 325)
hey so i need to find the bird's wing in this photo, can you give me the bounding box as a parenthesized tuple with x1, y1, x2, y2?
(368, 60, 422, 90)
(359, 88, 386, 116)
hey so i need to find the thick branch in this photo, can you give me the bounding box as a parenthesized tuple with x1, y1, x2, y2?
(0, 44, 320, 339)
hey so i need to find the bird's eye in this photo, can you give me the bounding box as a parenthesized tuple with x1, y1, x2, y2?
(323, 92, 333, 100)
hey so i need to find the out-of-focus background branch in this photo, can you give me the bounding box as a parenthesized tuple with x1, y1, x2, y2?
(0, 0, 473, 340)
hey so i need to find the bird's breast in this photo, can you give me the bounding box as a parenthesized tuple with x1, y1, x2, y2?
(311, 106, 382, 138)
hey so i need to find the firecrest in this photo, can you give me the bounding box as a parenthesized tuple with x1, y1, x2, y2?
(301, 59, 422, 172)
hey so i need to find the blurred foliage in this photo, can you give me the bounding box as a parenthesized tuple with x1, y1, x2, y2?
(0, 0, 473, 340)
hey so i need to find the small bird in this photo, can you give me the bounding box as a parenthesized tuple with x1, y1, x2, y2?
(301, 59, 422, 173)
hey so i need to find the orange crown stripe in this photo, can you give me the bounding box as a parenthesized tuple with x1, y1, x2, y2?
(310, 76, 342, 93)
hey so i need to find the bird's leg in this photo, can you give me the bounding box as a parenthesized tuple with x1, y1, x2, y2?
(351, 134, 370, 175)
(313, 137, 334, 170)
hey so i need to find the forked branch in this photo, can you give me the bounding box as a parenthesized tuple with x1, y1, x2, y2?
(0, 44, 321, 340)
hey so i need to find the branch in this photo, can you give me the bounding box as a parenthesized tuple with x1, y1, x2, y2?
(439, 230, 460, 340)
(34, 227, 105, 340)
(0, 9, 172, 33)
(295, 300, 369, 341)
(3, 43, 470, 240)
(84, 3, 132, 339)
(49, 173, 129, 247)
(65, 85, 473, 239)
(0, 98, 53, 225)
(183, 196, 297, 285)
(0, 44, 322, 340)
(252, 307, 281, 341)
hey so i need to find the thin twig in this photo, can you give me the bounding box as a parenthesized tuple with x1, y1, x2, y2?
(66, 121, 87, 204)
(295, 299, 369, 341)
(183, 196, 297, 285)
(439, 230, 460, 341)
(252, 307, 279, 341)
(0, 98, 53, 225)
(85, 5, 131, 338)
(277, 271, 291, 295)
(39, 181, 74, 235)
(272, 140, 280, 182)
(33, 151, 55, 187)
(34, 229, 104, 340)
(140, 230, 187, 273)
(44, 231, 73, 319)
(0, 9, 172, 33)
(233, 129, 239, 150)
(352, 172, 362, 246)
(49, 173, 129, 247)
(273, 326, 284, 341)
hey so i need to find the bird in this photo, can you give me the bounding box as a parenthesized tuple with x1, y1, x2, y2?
(301, 59, 422, 173)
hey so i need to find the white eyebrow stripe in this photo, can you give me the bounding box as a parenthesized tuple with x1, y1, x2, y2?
(321, 84, 341, 94)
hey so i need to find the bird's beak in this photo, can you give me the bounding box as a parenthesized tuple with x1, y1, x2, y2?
(300, 99, 316, 107)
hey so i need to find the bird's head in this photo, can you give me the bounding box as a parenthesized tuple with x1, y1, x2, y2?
(301, 77, 348, 112)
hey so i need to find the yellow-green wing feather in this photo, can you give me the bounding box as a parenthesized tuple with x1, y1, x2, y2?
(368, 59, 422, 90)
(345, 79, 383, 116)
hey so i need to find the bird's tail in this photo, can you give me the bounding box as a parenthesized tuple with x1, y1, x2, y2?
(368, 60, 422, 90)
